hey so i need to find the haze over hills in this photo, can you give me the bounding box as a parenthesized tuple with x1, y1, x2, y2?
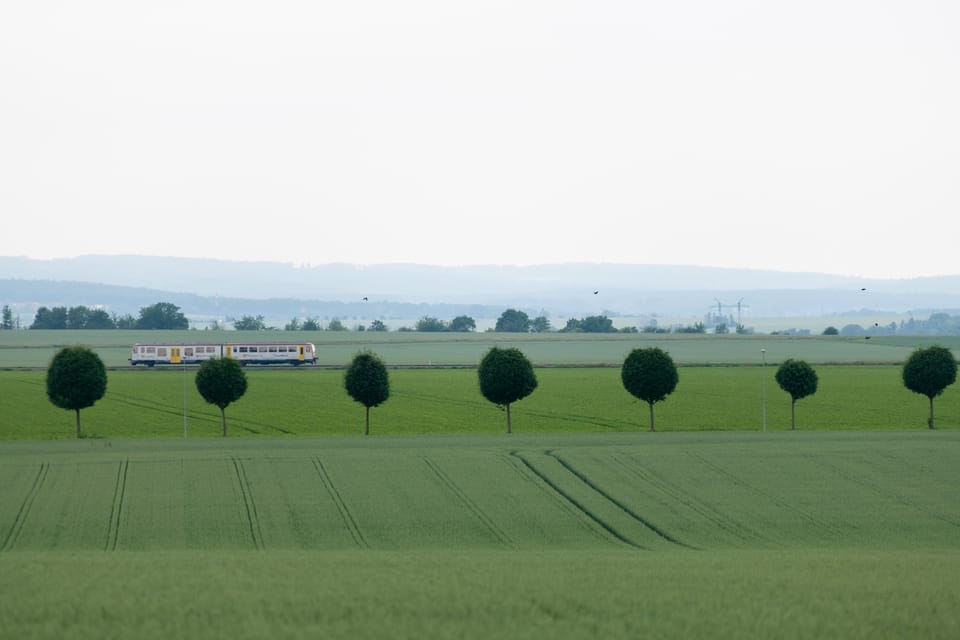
(2, 255, 960, 325)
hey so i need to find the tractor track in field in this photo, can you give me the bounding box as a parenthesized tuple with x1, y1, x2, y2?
(104, 459, 129, 551)
(613, 453, 773, 547)
(510, 450, 652, 550)
(546, 450, 694, 549)
(687, 451, 845, 539)
(422, 457, 512, 547)
(232, 458, 265, 550)
(313, 456, 369, 549)
(2, 462, 49, 552)
(802, 453, 960, 530)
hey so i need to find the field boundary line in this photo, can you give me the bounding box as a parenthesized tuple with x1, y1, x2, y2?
(105, 459, 129, 551)
(422, 457, 512, 547)
(313, 457, 369, 549)
(232, 458, 265, 550)
(509, 450, 646, 550)
(2, 462, 49, 552)
(548, 451, 693, 549)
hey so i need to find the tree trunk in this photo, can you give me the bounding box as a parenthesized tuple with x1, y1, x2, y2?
(365, 406, 370, 436)
(75, 409, 81, 439)
(221, 408, 227, 437)
(649, 402, 655, 432)
(506, 403, 512, 434)
(929, 396, 935, 430)
(791, 398, 796, 431)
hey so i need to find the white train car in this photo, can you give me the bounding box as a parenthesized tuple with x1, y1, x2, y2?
(130, 343, 317, 366)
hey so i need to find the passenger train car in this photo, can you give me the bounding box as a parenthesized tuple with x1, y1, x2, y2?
(130, 342, 317, 366)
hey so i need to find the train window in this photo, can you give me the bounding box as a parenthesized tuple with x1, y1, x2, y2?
(158, 348, 167, 357)
(147, 347, 156, 354)
(239, 347, 248, 353)
(269, 347, 278, 353)
(185, 348, 194, 356)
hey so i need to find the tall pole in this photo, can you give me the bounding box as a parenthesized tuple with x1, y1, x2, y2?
(183, 359, 188, 438)
(761, 348, 767, 432)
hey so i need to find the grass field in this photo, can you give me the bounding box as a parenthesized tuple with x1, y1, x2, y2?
(2, 329, 959, 367)
(2, 365, 959, 440)
(3, 332, 960, 638)
(1, 432, 958, 638)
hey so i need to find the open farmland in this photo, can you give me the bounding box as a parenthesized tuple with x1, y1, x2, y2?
(1, 432, 959, 639)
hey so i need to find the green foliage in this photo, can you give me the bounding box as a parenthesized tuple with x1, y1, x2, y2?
(1, 305, 12, 330)
(30, 306, 68, 329)
(195, 358, 248, 436)
(822, 326, 839, 335)
(775, 358, 818, 430)
(137, 302, 188, 330)
(902, 345, 958, 429)
(415, 316, 447, 332)
(368, 319, 388, 332)
(477, 347, 538, 432)
(344, 351, 390, 435)
(45, 345, 107, 438)
(326, 319, 347, 331)
(561, 315, 617, 333)
(621, 347, 678, 431)
(494, 309, 530, 333)
(530, 315, 552, 333)
(234, 315, 267, 331)
(448, 315, 476, 332)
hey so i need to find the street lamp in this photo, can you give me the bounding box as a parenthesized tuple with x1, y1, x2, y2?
(761, 348, 767, 432)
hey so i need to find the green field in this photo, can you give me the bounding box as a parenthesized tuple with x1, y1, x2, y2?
(3, 365, 959, 440)
(3, 332, 960, 637)
(3, 330, 959, 367)
(1, 432, 958, 638)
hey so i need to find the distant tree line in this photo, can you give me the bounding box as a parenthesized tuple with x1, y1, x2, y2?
(14, 299, 960, 336)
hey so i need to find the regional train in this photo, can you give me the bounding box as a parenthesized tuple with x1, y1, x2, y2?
(130, 343, 317, 366)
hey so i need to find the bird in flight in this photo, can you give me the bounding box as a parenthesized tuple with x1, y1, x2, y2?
(593, 290, 599, 295)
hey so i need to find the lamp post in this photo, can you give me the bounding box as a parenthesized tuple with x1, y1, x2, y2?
(761, 348, 767, 432)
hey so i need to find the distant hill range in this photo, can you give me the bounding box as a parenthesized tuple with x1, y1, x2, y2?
(2, 255, 960, 324)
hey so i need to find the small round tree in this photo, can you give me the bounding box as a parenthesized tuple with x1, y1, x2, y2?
(344, 351, 390, 435)
(621, 347, 678, 432)
(46, 345, 107, 438)
(902, 345, 957, 429)
(775, 359, 818, 430)
(478, 347, 538, 433)
(195, 358, 248, 437)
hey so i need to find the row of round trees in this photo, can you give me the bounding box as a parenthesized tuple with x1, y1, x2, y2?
(45, 344, 958, 437)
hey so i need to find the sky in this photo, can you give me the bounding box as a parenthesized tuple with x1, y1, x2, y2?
(1, 1, 958, 279)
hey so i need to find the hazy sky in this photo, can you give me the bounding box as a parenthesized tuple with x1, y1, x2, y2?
(2, 1, 957, 278)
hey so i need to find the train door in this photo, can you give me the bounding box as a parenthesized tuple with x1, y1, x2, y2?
(226, 345, 233, 359)
(298, 345, 305, 362)
(170, 347, 181, 365)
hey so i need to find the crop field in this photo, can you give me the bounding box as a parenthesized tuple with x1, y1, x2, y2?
(2, 329, 959, 368)
(1, 432, 959, 638)
(2, 365, 959, 440)
(2, 332, 959, 637)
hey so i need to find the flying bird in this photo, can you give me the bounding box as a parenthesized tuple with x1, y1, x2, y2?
(593, 291, 599, 295)
(362, 297, 368, 301)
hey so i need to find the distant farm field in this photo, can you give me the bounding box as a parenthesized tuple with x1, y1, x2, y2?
(2, 330, 959, 368)
(1, 432, 958, 639)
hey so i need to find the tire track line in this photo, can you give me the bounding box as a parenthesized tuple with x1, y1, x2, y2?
(688, 451, 843, 537)
(509, 451, 647, 550)
(2, 462, 49, 552)
(613, 453, 771, 546)
(313, 457, 369, 549)
(232, 458, 265, 550)
(548, 451, 694, 549)
(104, 459, 129, 551)
(422, 457, 512, 547)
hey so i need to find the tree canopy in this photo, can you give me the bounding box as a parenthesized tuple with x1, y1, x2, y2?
(902, 345, 957, 429)
(477, 347, 538, 433)
(344, 351, 391, 435)
(45, 345, 108, 438)
(137, 302, 189, 330)
(494, 309, 531, 333)
(195, 358, 248, 437)
(775, 359, 818, 430)
(621, 347, 678, 431)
